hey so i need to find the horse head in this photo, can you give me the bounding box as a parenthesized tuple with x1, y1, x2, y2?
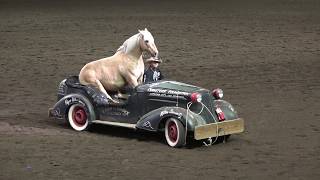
(139, 28, 158, 57)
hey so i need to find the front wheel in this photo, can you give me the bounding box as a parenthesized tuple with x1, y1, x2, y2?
(68, 104, 90, 131)
(165, 118, 186, 148)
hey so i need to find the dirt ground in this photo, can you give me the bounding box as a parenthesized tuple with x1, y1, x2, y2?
(0, 0, 319, 179)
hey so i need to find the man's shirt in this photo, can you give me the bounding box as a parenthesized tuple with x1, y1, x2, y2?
(143, 67, 164, 83)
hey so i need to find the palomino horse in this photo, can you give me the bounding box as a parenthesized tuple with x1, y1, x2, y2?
(79, 28, 158, 103)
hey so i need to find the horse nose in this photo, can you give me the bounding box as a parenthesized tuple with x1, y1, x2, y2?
(152, 51, 159, 57)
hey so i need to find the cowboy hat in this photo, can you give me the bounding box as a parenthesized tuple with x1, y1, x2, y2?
(145, 56, 162, 63)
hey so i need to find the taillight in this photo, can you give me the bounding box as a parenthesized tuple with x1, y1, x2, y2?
(190, 92, 202, 103)
(212, 88, 223, 99)
(215, 107, 225, 121)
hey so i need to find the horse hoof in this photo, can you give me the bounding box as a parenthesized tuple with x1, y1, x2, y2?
(108, 99, 120, 104)
(115, 94, 128, 100)
(110, 99, 120, 104)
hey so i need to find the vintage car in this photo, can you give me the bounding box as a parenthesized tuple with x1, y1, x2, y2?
(48, 76, 244, 147)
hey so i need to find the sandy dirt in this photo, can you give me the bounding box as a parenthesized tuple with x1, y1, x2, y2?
(0, 0, 319, 179)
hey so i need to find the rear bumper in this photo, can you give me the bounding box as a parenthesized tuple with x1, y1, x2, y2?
(194, 118, 244, 140)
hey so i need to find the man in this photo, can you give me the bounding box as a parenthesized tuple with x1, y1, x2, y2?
(143, 56, 164, 83)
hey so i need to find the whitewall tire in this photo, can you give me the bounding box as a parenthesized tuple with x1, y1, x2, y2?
(68, 104, 89, 131)
(165, 118, 186, 148)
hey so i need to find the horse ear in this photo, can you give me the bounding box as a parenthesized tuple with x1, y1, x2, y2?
(138, 29, 145, 39)
(144, 28, 148, 31)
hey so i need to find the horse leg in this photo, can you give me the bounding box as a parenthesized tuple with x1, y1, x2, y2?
(126, 78, 139, 88)
(94, 79, 119, 103)
(115, 91, 129, 100)
(137, 74, 143, 85)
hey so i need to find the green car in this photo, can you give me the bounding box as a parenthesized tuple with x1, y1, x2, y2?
(49, 76, 244, 148)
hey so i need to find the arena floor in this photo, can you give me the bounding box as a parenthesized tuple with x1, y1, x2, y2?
(0, 0, 319, 179)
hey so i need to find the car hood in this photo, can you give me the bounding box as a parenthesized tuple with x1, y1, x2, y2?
(137, 80, 206, 94)
(138, 80, 219, 124)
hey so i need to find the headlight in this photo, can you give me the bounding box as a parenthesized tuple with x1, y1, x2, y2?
(190, 92, 202, 103)
(212, 88, 223, 99)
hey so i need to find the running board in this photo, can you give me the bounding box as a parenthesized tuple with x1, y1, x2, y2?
(92, 120, 136, 129)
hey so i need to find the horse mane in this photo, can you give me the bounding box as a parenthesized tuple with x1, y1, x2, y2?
(116, 33, 141, 54)
(116, 39, 128, 52)
(116, 44, 125, 52)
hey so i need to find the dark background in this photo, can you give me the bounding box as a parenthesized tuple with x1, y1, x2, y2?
(0, 0, 319, 179)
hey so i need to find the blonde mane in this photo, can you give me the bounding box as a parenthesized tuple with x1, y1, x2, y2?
(116, 33, 140, 54)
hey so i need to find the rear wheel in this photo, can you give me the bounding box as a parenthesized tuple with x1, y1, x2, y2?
(165, 118, 186, 148)
(68, 104, 90, 131)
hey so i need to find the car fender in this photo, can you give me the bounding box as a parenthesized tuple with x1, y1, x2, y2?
(49, 93, 96, 122)
(213, 100, 239, 120)
(136, 106, 207, 132)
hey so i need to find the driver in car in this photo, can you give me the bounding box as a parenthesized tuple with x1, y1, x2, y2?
(143, 55, 164, 83)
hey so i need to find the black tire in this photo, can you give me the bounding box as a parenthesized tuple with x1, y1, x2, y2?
(67, 103, 90, 131)
(165, 118, 186, 148)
